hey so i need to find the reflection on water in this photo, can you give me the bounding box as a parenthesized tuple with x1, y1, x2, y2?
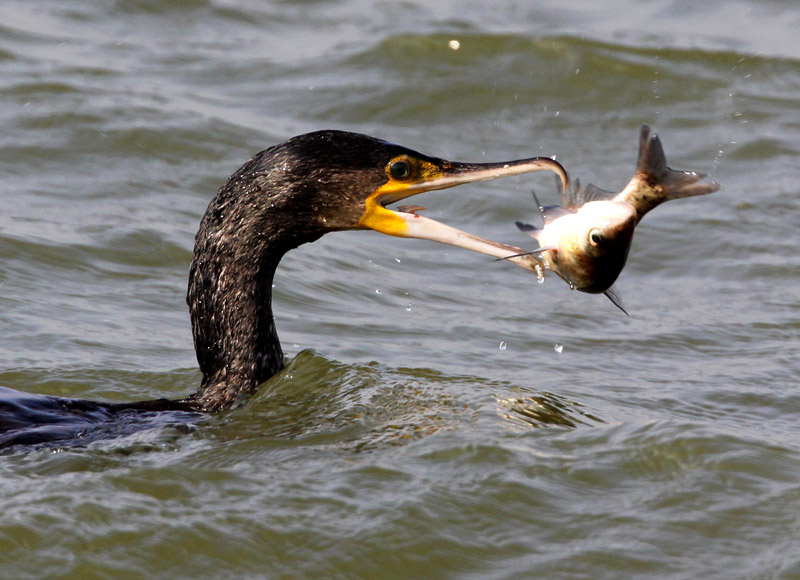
(228, 350, 486, 449)
(242, 351, 604, 450)
(497, 391, 603, 429)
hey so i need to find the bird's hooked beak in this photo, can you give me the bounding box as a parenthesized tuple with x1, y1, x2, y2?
(358, 156, 568, 274)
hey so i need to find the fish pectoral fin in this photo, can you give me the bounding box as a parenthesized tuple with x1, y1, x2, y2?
(531, 189, 545, 213)
(603, 286, 629, 316)
(515, 221, 540, 235)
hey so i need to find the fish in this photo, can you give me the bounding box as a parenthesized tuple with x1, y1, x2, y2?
(508, 125, 720, 314)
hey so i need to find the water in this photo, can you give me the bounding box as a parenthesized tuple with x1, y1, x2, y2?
(2, 0, 800, 578)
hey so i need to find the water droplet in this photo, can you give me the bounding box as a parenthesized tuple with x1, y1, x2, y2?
(375, 289, 382, 294)
(554, 343, 564, 354)
(499, 341, 507, 351)
(535, 264, 545, 284)
(405, 303, 412, 312)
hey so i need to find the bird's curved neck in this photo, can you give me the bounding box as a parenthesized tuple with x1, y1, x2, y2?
(186, 195, 320, 411)
(187, 253, 284, 411)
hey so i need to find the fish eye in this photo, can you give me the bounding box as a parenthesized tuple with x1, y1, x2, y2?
(389, 159, 412, 180)
(589, 229, 603, 246)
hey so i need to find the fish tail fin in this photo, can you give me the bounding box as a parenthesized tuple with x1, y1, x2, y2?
(621, 125, 720, 221)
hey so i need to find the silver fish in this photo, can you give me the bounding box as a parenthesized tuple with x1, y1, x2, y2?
(511, 125, 719, 314)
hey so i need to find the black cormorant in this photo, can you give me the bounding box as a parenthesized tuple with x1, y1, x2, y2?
(1, 130, 566, 447)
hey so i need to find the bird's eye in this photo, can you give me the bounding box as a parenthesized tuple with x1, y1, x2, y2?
(589, 229, 603, 246)
(389, 160, 412, 180)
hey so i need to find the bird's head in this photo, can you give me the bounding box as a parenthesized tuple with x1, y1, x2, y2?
(233, 130, 567, 253)
(189, 130, 567, 410)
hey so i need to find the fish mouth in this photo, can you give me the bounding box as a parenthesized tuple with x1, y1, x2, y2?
(359, 156, 568, 273)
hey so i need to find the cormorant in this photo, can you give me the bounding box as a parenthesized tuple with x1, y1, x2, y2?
(1, 130, 566, 447)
